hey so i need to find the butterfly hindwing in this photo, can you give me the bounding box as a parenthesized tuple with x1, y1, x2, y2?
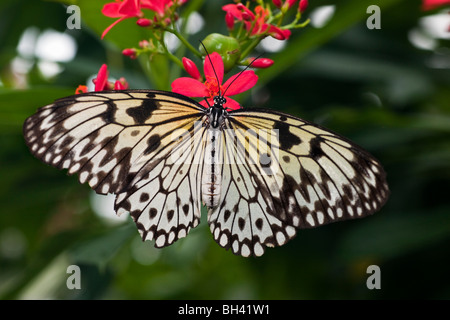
(208, 125, 297, 257)
(114, 120, 208, 247)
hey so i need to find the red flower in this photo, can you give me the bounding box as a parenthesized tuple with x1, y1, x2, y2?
(171, 53, 258, 110)
(222, 4, 291, 40)
(101, 0, 187, 38)
(101, 0, 143, 39)
(141, 0, 186, 16)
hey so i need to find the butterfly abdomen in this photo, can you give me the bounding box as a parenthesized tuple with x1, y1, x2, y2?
(202, 128, 223, 208)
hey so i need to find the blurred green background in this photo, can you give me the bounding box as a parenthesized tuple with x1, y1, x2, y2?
(1, 0, 449, 299)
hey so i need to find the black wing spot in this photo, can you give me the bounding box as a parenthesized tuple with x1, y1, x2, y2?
(255, 218, 263, 230)
(224, 210, 231, 222)
(144, 135, 161, 155)
(167, 210, 175, 222)
(310, 136, 325, 160)
(100, 101, 117, 123)
(126, 99, 159, 124)
(273, 121, 301, 150)
(182, 204, 189, 216)
(140, 193, 149, 202)
(149, 208, 158, 218)
(238, 217, 246, 231)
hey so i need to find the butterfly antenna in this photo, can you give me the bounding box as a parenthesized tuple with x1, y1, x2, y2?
(222, 54, 263, 97)
(199, 41, 222, 97)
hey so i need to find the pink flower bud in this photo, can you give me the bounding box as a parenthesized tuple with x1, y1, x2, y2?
(286, 0, 297, 9)
(122, 48, 137, 59)
(247, 57, 274, 69)
(182, 57, 201, 80)
(237, 3, 255, 20)
(281, 0, 297, 12)
(225, 12, 234, 30)
(137, 18, 152, 27)
(139, 40, 150, 48)
(94, 64, 109, 91)
(299, 0, 308, 13)
(114, 78, 129, 90)
(269, 26, 291, 40)
(272, 0, 282, 8)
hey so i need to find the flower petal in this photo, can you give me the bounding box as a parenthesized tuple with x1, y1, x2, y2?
(222, 4, 243, 20)
(101, 16, 127, 39)
(200, 98, 214, 109)
(141, 0, 166, 16)
(94, 64, 109, 91)
(224, 97, 241, 110)
(223, 70, 258, 96)
(118, 0, 141, 17)
(204, 52, 223, 86)
(269, 25, 291, 40)
(102, 2, 122, 18)
(171, 77, 207, 97)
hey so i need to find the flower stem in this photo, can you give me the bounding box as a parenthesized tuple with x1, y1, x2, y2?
(165, 27, 202, 58)
(240, 38, 262, 60)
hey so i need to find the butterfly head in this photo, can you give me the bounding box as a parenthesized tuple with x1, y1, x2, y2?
(213, 95, 227, 108)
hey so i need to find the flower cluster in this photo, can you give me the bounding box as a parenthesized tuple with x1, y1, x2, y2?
(101, 0, 187, 39)
(223, 0, 309, 40)
(101, 0, 309, 71)
(76, 1, 310, 109)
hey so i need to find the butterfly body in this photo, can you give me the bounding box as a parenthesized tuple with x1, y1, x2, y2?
(23, 89, 389, 257)
(202, 128, 223, 208)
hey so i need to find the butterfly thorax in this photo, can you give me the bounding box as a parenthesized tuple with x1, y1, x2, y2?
(208, 96, 227, 129)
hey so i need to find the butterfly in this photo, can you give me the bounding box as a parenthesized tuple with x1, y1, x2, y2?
(23, 85, 389, 257)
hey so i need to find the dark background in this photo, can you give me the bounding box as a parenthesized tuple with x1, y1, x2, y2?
(0, 0, 449, 299)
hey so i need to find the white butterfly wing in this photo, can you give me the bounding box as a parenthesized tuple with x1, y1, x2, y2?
(23, 90, 207, 246)
(208, 108, 389, 257)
